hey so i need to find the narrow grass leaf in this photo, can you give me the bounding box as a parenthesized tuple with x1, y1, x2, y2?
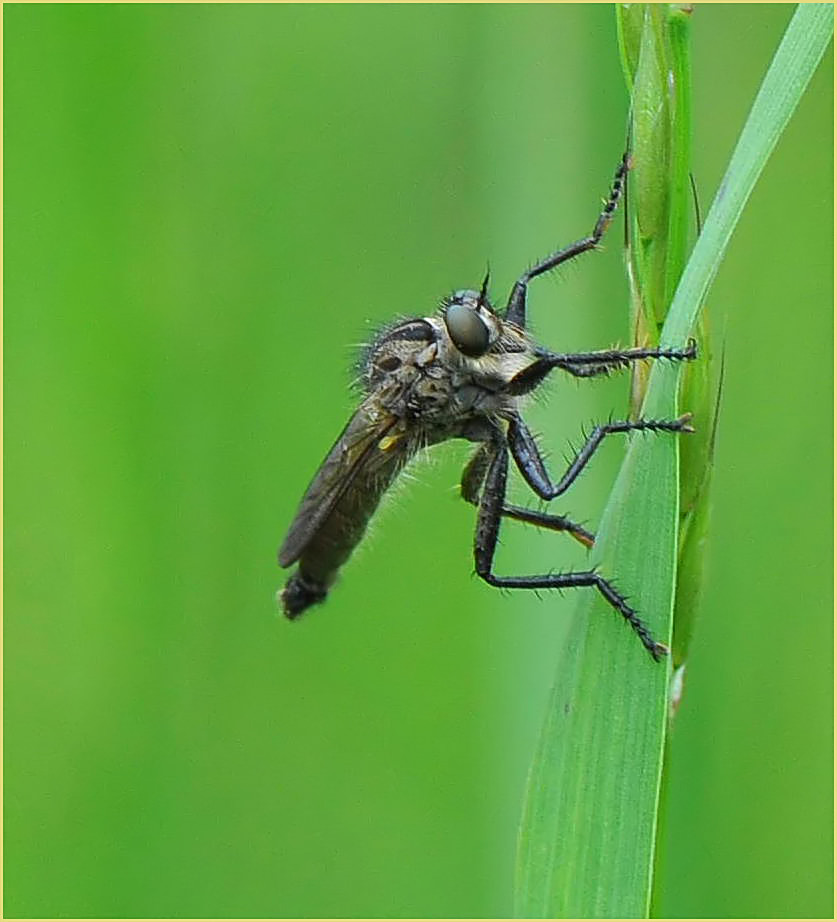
(515, 5, 833, 918)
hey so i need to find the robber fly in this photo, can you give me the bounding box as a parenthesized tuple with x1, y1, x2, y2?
(278, 154, 696, 660)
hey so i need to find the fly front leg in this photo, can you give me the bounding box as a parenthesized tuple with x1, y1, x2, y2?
(508, 413, 693, 501)
(506, 339, 696, 395)
(505, 153, 629, 329)
(461, 443, 594, 548)
(554, 339, 698, 378)
(472, 436, 667, 660)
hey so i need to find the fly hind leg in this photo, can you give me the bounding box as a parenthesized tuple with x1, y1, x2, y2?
(461, 443, 594, 548)
(472, 437, 668, 661)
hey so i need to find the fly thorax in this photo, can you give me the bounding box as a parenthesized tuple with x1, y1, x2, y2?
(364, 321, 454, 420)
(362, 311, 537, 422)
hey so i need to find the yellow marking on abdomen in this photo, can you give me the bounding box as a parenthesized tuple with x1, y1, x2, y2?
(378, 433, 402, 452)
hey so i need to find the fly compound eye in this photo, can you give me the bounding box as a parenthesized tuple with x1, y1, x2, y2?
(445, 303, 490, 357)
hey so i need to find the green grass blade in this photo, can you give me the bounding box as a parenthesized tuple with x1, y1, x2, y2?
(658, 2, 833, 348)
(514, 5, 833, 918)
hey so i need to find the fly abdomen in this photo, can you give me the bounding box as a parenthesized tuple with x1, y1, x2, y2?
(281, 571, 328, 618)
(279, 426, 413, 619)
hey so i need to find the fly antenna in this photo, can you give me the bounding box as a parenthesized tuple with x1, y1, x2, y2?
(478, 265, 491, 309)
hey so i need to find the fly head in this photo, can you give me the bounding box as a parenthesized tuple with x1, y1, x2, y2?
(359, 282, 541, 431)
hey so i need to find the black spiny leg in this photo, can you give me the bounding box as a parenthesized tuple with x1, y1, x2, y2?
(473, 436, 667, 661)
(461, 443, 594, 548)
(508, 413, 693, 502)
(505, 153, 629, 329)
(554, 339, 698, 379)
(507, 339, 697, 395)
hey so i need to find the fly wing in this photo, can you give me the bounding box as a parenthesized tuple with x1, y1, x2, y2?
(278, 403, 398, 568)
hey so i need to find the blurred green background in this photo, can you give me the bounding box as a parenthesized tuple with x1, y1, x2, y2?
(4, 4, 832, 918)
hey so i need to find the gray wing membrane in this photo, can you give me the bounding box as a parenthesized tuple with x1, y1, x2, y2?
(278, 405, 398, 568)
